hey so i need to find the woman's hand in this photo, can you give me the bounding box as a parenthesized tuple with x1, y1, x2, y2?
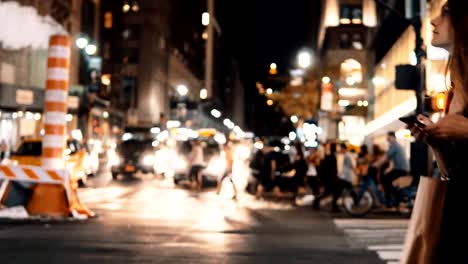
(425, 114, 468, 140)
(408, 115, 434, 143)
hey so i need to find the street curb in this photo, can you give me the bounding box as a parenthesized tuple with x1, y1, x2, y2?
(0, 214, 99, 225)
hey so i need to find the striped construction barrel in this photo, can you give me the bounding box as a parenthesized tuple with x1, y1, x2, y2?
(42, 35, 71, 169)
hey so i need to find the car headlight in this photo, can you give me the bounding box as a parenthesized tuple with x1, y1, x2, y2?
(236, 146, 251, 160)
(110, 155, 121, 166)
(142, 154, 156, 166)
(106, 149, 121, 167)
(204, 156, 226, 175)
(174, 158, 188, 170)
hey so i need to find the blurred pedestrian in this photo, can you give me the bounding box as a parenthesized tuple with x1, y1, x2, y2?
(256, 144, 281, 198)
(217, 141, 237, 199)
(373, 132, 409, 207)
(317, 141, 326, 160)
(356, 145, 370, 179)
(366, 145, 387, 188)
(306, 148, 320, 195)
(291, 142, 308, 195)
(249, 147, 265, 193)
(0, 139, 8, 161)
(188, 139, 205, 190)
(339, 143, 354, 188)
(313, 143, 341, 212)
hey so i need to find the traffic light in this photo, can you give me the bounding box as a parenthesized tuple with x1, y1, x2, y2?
(269, 63, 278, 75)
(434, 92, 446, 111)
(395, 65, 419, 90)
(424, 92, 446, 112)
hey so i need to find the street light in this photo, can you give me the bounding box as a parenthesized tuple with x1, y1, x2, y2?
(322, 76, 331, 84)
(289, 131, 297, 141)
(123, 2, 131, 12)
(85, 44, 97, 55)
(338, 100, 350, 107)
(346, 76, 357, 86)
(101, 74, 111, 86)
(266, 88, 273, 94)
(177, 85, 189, 96)
(200, 88, 208, 99)
(269, 63, 278, 75)
(290, 115, 299, 123)
(297, 50, 312, 69)
(211, 109, 221, 118)
(224, 118, 235, 129)
(34, 113, 41, 121)
(75, 37, 89, 49)
(202, 12, 210, 26)
(131, 1, 139, 12)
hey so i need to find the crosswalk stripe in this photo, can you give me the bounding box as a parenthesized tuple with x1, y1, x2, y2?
(78, 187, 130, 203)
(368, 244, 403, 251)
(334, 219, 408, 264)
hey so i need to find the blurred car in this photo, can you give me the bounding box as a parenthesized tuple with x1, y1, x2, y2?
(10, 139, 92, 186)
(111, 128, 157, 179)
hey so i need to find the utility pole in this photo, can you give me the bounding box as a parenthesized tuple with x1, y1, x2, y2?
(205, 0, 215, 98)
(376, 0, 429, 177)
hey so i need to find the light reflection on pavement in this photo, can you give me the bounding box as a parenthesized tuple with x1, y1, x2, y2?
(0, 177, 382, 263)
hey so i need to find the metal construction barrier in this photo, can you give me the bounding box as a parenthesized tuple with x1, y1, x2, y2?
(0, 165, 94, 218)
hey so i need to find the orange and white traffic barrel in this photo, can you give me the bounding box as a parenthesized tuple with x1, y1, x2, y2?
(25, 35, 95, 218)
(42, 35, 71, 169)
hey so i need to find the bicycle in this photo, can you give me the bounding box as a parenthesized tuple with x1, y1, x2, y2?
(342, 174, 417, 217)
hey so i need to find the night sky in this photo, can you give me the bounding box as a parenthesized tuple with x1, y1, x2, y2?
(218, 0, 322, 135)
(172, 0, 322, 135)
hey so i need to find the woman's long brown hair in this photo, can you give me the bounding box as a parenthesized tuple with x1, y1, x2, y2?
(448, 0, 468, 104)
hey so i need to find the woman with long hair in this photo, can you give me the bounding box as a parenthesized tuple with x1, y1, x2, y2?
(411, 0, 468, 261)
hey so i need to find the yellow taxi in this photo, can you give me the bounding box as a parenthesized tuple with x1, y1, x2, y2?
(10, 138, 92, 186)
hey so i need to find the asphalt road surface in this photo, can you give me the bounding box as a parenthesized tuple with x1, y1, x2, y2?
(0, 177, 406, 264)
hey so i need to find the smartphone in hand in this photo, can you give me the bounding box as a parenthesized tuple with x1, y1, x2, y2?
(399, 114, 427, 128)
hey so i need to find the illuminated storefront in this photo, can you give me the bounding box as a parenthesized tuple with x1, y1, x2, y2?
(0, 84, 79, 150)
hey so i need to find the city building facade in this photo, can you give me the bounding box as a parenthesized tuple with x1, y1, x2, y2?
(0, 0, 93, 148)
(317, 0, 377, 145)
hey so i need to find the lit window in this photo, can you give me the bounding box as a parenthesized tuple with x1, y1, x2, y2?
(340, 6, 351, 24)
(340, 5, 362, 25)
(339, 33, 351, 49)
(351, 8, 362, 24)
(103, 42, 111, 59)
(352, 33, 363, 50)
(352, 42, 363, 50)
(104, 12, 113, 28)
(123, 29, 131, 39)
(340, 18, 351, 24)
